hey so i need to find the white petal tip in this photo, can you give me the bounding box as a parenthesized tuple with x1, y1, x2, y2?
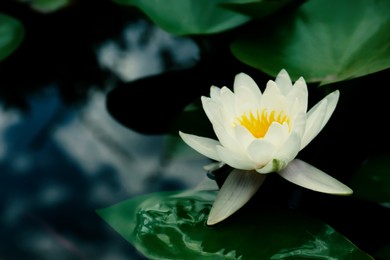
(206, 217, 223, 226)
(205, 169, 267, 226)
(206, 202, 234, 226)
(329, 186, 353, 196)
(278, 159, 354, 196)
(278, 68, 288, 75)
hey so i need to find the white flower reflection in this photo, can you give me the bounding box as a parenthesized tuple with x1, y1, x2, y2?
(179, 69, 353, 225)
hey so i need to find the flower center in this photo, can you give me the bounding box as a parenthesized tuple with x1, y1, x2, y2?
(236, 109, 290, 138)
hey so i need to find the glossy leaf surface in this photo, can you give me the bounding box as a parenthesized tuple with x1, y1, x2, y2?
(97, 189, 372, 259)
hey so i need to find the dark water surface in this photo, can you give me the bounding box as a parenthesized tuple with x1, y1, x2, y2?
(0, 1, 208, 259)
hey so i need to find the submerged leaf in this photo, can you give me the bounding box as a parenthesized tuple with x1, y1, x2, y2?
(97, 189, 372, 259)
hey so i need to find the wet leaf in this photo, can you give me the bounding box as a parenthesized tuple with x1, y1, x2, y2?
(97, 189, 372, 259)
(231, 0, 390, 85)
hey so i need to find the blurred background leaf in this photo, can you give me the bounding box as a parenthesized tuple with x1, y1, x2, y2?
(16, 0, 74, 13)
(231, 0, 390, 85)
(97, 189, 373, 259)
(221, 0, 295, 19)
(348, 153, 390, 204)
(112, 0, 252, 35)
(0, 13, 24, 62)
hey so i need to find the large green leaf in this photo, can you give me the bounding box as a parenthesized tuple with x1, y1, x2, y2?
(0, 14, 24, 62)
(231, 0, 390, 85)
(97, 189, 372, 259)
(348, 154, 390, 204)
(113, 0, 252, 35)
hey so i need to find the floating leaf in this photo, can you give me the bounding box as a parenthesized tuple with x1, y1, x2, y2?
(348, 154, 390, 204)
(113, 0, 252, 35)
(0, 14, 24, 62)
(97, 189, 372, 259)
(231, 0, 390, 85)
(222, 0, 294, 19)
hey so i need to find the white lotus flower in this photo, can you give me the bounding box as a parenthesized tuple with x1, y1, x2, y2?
(179, 69, 353, 225)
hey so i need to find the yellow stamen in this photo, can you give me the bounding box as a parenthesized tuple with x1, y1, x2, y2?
(236, 109, 290, 138)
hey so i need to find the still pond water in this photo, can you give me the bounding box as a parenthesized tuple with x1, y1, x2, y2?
(0, 1, 208, 259)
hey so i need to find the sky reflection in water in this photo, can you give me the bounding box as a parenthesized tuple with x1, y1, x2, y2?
(0, 18, 206, 259)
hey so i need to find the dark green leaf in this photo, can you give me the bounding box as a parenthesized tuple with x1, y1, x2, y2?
(348, 154, 390, 204)
(0, 14, 24, 62)
(222, 0, 294, 19)
(231, 0, 390, 85)
(97, 189, 372, 259)
(113, 0, 252, 35)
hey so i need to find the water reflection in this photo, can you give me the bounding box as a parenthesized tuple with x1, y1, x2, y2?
(0, 5, 207, 259)
(98, 19, 199, 82)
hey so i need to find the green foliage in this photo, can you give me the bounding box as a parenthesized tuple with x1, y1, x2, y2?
(231, 0, 390, 85)
(113, 0, 390, 85)
(97, 189, 373, 259)
(113, 0, 252, 35)
(0, 13, 24, 62)
(221, 0, 294, 19)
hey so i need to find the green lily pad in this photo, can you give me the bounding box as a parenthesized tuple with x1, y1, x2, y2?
(113, 0, 251, 35)
(231, 0, 390, 85)
(0, 14, 24, 62)
(97, 189, 372, 259)
(348, 154, 390, 204)
(221, 0, 294, 19)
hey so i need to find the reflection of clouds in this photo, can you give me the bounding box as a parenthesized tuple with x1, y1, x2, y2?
(37, 181, 70, 206)
(10, 152, 34, 172)
(0, 107, 21, 158)
(3, 194, 27, 225)
(97, 20, 200, 82)
(53, 90, 164, 195)
(0, 18, 206, 260)
(53, 89, 209, 196)
(0, 72, 208, 260)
